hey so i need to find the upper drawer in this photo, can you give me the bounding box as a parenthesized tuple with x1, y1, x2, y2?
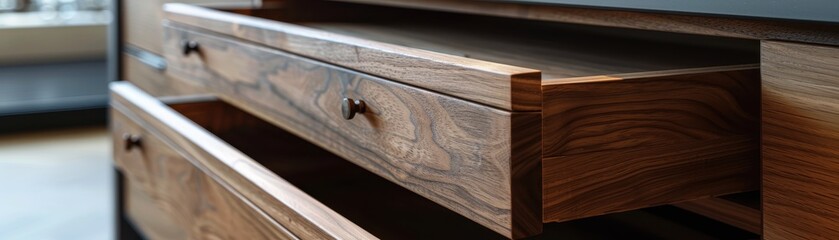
(161, 23, 761, 238)
(160, 3, 762, 238)
(162, 24, 541, 238)
(161, 2, 755, 111)
(160, 3, 759, 238)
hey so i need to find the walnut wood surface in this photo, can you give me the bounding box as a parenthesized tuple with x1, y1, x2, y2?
(112, 107, 298, 240)
(335, 0, 839, 46)
(542, 137, 758, 222)
(673, 196, 761, 234)
(163, 3, 543, 111)
(111, 82, 378, 239)
(542, 66, 759, 156)
(161, 24, 542, 238)
(542, 66, 761, 222)
(124, 179, 188, 240)
(762, 41, 839, 240)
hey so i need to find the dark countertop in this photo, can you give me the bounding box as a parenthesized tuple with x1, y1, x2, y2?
(493, 0, 839, 23)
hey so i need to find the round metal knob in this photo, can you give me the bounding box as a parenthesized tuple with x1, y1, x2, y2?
(181, 40, 200, 56)
(123, 133, 142, 151)
(341, 98, 366, 120)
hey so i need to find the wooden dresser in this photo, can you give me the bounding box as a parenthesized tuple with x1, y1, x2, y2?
(112, 0, 839, 239)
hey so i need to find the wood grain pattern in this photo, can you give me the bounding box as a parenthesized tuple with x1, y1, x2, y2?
(163, 3, 543, 111)
(335, 0, 839, 46)
(112, 108, 298, 240)
(542, 66, 760, 222)
(124, 178, 188, 240)
(111, 82, 377, 239)
(674, 196, 761, 234)
(161, 24, 542, 238)
(543, 137, 758, 222)
(762, 41, 839, 240)
(542, 66, 759, 157)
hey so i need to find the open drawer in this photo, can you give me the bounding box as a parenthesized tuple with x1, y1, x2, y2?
(160, 2, 760, 238)
(110, 82, 758, 239)
(112, 82, 498, 239)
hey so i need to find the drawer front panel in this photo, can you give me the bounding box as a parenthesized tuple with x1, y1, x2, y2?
(162, 24, 542, 238)
(112, 106, 297, 240)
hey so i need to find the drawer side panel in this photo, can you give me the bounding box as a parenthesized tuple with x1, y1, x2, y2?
(542, 67, 760, 222)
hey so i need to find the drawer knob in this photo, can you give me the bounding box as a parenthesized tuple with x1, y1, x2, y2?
(123, 133, 142, 151)
(341, 98, 366, 120)
(181, 40, 200, 56)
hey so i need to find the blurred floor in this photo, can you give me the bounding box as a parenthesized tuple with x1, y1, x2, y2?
(0, 127, 112, 240)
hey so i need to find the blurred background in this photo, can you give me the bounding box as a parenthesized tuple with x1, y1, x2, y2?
(0, 0, 113, 239)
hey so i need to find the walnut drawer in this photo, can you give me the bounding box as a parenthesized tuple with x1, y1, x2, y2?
(159, 3, 761, 238)
(110, 82, 371, 239)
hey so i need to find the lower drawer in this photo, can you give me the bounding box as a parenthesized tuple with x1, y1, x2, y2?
(111, 82, 758, 239)
(111, 82, 504, 239)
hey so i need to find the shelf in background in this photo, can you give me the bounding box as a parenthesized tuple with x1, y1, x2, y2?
(0, 60, 108, 116)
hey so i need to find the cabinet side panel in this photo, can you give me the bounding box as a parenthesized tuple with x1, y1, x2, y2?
(762, 41, 839, 239)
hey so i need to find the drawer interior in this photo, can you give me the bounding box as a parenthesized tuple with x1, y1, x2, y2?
(240, 1, 758, 81)
(168, 99, 757, 239)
